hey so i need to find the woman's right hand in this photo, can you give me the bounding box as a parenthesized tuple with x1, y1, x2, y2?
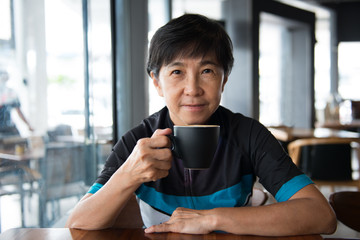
(120, 128, 173, 185)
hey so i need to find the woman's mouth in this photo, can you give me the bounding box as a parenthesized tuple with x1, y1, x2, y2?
(182, 104, 206, 111)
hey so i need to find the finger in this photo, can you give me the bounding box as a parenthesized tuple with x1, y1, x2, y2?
(134, 146, 172, 169)
(152, 148, 173, 162)
(151, 128, 173, 149)
(144, 223, 173, 233)
(137, 136, 171, 151)
(149, 135, 172, 149)
(152, 128, 172, 138)
(150, 136, 171, 149)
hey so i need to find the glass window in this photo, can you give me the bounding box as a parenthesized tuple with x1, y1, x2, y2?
(148, 0, 168, 115)
(0, 0, 12, 42)
(338, 42, 360, 101)
(45, 0, 85, 134)
(0, 0, 112, 231)
(259, 16, 282, 126)
(88, 0, 113, 142)
(172, 0, 223, 19)
(87, 0, 113, 172)
(313, 16, 331, 122)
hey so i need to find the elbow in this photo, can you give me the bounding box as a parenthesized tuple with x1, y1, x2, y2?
(65, 218, 83, 229)
(327, 221, 338, 235)
(304, 197, 338, 235)
(65, 215, 113, 230)
(64, 216, 75, 228)
(65, 221, 110, 231)
(325, 214, 337, 235)
(319, 206, 337, 235)
(322, 218, 337, 235)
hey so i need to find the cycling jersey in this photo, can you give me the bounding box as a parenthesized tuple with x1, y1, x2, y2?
(88, 106, 312, 227)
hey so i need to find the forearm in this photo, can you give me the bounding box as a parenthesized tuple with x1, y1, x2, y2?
(212, 195, 336, 236)
(65, 168, 140, 230)
(16, 108, 32, 128)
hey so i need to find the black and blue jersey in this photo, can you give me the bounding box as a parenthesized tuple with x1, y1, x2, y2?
(88, 106, 312, 227)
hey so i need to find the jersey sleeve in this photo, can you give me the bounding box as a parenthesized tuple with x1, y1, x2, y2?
(249, 121, 313, 201)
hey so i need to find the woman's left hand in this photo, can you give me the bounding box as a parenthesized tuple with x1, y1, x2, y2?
(144, 207, 215, 234)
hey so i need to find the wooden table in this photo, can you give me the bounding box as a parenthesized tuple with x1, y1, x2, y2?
(0, 228, 325, 240)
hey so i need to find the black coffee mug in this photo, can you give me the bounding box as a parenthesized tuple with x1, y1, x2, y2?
(170, 125, 220, 170)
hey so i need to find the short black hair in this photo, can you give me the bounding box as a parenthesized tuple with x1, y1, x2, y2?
(147, 14, 234, 78)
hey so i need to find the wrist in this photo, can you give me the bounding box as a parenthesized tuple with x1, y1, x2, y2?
(107, 168, 140, 196)
(116, 164, 142, 190)
(205, 208, 221, 232)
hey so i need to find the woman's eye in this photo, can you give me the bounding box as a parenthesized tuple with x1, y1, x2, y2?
(171, 70, 181, 75)
(202, 69, 213, 74)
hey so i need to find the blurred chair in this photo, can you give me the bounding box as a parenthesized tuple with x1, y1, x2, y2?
(0, 166, 25, 229)
(46, 124, 73, 142)
(329, 191, 360, 232)
(351, 100, 360, 120)
(1, 135, 43, 228)
(0, 164, 41, 228)
(38, 142, 87, 227)
(288, 138, 360, 192)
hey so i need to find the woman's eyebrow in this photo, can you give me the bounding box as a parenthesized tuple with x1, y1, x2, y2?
(166, 62, 184, 68)
(200, 60, 220, 67)
(165, 59, 219, 68)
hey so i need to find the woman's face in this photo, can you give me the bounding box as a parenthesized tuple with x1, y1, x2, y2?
(151, 54, 227, 125)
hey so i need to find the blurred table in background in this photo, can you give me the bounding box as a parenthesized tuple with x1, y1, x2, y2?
(268, 127, 360, 143)
(316, 120, 360, 132)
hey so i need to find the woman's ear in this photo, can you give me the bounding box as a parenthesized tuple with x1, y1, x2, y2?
(151, 72, 164, 97)
(221, 76, 228, 92)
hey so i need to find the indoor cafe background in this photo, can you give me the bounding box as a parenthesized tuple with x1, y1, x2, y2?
(0, 0, 359, 233)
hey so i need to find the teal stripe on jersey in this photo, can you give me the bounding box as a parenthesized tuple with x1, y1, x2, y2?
(275, 174, 313, 202)
(88, 182, 104, 194)
(135, 174, 254, 215)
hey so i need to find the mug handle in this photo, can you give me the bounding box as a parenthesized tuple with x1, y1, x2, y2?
(167, 135, 180, 158)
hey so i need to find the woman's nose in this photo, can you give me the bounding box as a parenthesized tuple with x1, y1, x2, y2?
(184, 75, 203, 96)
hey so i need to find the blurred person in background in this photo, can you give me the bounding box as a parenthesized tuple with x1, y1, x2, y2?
(0, 70, 33, 138)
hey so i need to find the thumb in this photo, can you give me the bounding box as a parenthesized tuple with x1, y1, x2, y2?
(152, 128, 172, 138)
